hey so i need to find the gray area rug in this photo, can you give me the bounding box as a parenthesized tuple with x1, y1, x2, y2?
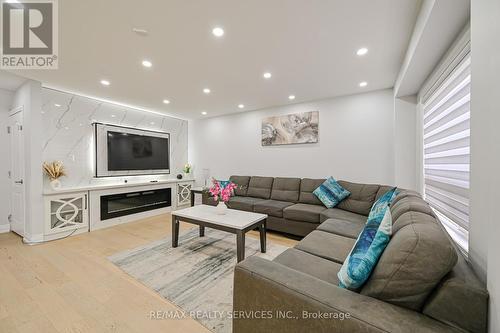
(108, 228, 289, 333)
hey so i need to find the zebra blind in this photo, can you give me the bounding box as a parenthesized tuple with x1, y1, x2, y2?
(423, 52, 470, 231)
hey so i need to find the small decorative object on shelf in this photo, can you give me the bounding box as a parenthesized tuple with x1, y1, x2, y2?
(176, 174, 183, 179)
(209, 178, 237, 215)
(183, 163, 192, 177)
(43, 161, 67, 190)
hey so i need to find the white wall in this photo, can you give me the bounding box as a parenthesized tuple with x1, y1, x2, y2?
(11, 80, 44, 242)
(394, 95, 418, 191)
(470, 0, 500, 331)
(0, 88, 14, 232)
(190, 89, 417, 189)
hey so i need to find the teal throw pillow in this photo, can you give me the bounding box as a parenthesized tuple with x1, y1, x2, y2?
(337, 187, 398, 290)
(313, 177, 350, 208)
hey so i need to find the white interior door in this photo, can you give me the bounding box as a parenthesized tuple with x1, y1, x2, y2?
(9, 107, 25, 236)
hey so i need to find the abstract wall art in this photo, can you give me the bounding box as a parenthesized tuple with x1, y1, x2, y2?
(261, 111, 319, 146)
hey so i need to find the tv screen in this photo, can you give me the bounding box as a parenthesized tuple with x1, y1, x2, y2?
(107, 131, 169, 171)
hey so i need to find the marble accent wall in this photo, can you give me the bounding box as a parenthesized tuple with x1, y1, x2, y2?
(41, 88, 188, 188)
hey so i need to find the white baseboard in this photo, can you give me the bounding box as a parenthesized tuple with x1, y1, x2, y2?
(0, 224, 10, 233)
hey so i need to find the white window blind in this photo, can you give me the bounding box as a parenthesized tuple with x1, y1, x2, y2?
(423, 52, 470, 235)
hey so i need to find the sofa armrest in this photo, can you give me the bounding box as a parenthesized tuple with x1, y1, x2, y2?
(233, 257, 460, 333)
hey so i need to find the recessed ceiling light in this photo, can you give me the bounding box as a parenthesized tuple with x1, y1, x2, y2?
(54, 103, 61, 107)
(201, 111, 207, 115)
(163, 99, 170, 104)
(359, 81, 368, 87)
(238, 104, 245, 109)
(203, 88, 211, 94)
(263, 72, 272, 79)
(100, 79, 110, 86)
(288, 95, 295, 100)
(150, 121, 155, 125)
(111, 114, 116, 118)
(142, 60, 152, 68)
(212, 27, 224, 37)
(356, 47, 368, 56)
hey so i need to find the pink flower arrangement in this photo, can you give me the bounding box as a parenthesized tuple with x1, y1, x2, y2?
(209, 178, 237, 203)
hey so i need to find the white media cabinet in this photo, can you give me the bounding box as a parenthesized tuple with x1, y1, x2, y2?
(42, 178, 194, 241)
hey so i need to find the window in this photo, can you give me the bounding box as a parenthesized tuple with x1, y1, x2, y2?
(421, 49, 470, 253)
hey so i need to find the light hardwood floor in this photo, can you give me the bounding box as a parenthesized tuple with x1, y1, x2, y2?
(0, 214, 298, 333)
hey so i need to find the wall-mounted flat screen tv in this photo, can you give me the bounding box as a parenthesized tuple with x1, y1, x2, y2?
(94, 123, 170, 177)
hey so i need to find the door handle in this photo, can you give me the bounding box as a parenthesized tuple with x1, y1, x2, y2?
(14, 179, 23, 184)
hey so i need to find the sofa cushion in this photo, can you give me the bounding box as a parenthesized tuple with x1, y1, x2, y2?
(227, 196, 265, 212)
(317, 218, 365, 239)
(337, 180, 380, 216)
(273, 248, 342, 285)
(253, 200, 295, 218)
(313, 177, 351, 208)
(390, 196, 435, 221)
(229, 175, 251, 196)
(298, 178, 325, 205)
(320, 208, 367, 224)
(270, 177, 301, 202)
(283, 203, 327, 223)
(295, 230, 355, 264)
(361, 211, 458, 311)
(246, 176, 274, 199)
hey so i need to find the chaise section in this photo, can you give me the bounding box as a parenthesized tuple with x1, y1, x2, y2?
(283, 203, 326, 223)
(294, 230, 354, 264)
(227, 196, 265, 212)
(317, 218, 364, 239)
(253, 200, 294, 217)
(273, 248, 341, 284)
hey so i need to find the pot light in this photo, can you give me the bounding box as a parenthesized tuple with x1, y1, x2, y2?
(163, 99, 170, 104)
(359, 81, 368, 87)
(54, 103, 61, 107)
(111, 114, 116, 118)
(142, 60, 152, 68)
(356, 47, 368, 56)
(238, 104, 245, 109)
(203, 88, 211, 94)
(100, 79, 110, 86)
(201, 111, 207, 115)
(212, 27, 224, 37)
(288, 95, 295, 100)
(263, 72, 272, 79)
(150, 121, 155, 125)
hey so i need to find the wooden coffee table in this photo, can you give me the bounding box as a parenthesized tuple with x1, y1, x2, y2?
(171, 205, 267, 262)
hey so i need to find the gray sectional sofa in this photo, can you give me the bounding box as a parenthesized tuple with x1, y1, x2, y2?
(203, 175, 394, 237)
(203, 175, 488, 332)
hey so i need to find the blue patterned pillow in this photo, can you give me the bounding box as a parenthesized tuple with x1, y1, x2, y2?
(313, 177, 351, 208)
(337, 187, 398, 290)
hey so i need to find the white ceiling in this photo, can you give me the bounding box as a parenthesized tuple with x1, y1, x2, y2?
(10, 0, 422, 119)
